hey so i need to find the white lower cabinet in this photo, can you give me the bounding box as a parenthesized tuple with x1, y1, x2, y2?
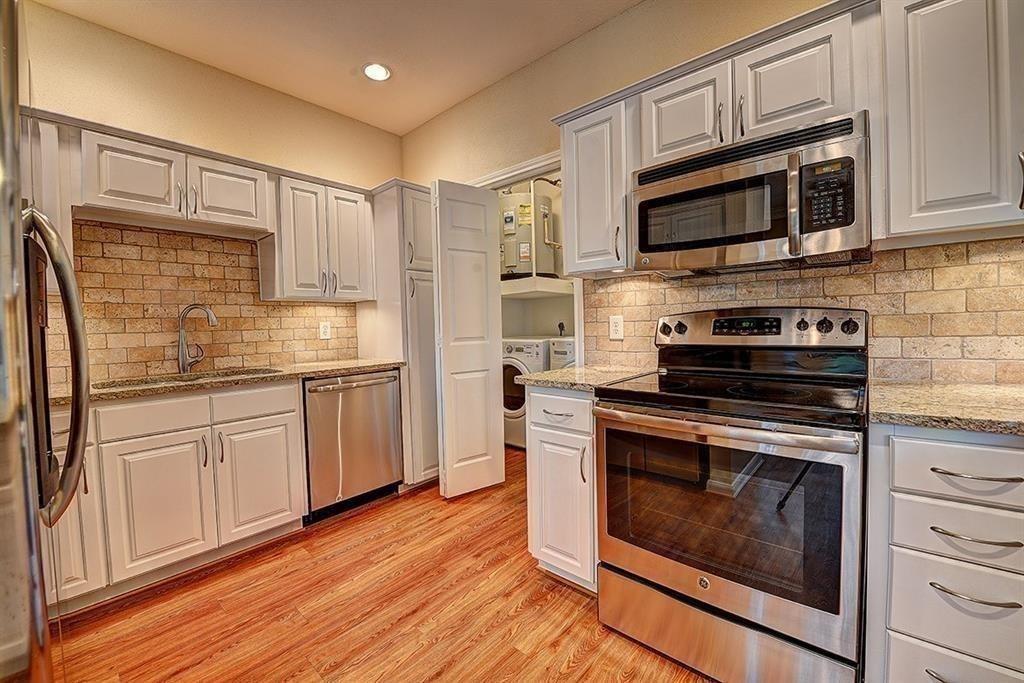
(525, 387, 596, 590)
(214, 412, 303, 544)
(101, 427, 219, 582)
(405, 269, 438, 483)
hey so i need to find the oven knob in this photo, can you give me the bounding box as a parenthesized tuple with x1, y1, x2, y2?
(816, 317, 834, 334)
(659, 322, 673, 336)
(674, 321, 688, 335)
(796, 318, 810, 332)
(841, 318, 860, 335)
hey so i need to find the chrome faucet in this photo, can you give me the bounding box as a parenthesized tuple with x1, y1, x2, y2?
(178, 304, 219, 373)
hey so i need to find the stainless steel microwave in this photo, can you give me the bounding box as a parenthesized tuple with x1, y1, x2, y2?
(632, 111, 870, 273)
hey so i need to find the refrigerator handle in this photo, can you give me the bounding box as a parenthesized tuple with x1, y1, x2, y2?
(24, 206, 90, 527)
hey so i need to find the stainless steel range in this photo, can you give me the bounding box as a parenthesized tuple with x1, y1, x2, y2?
(594, 307, 868, 683)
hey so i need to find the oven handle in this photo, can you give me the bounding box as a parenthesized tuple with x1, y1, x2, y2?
(593, 406, 860, 455)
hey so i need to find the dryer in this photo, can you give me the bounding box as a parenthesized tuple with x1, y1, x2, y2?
(548, 337, 576, 369)
(503, 337, 549, 448)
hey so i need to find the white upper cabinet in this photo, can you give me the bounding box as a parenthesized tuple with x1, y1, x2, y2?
(278, 177, 328, 298)
(403, 188, 434, 272)
(733, 14, 854, 139)
(81, 130, 186, 218)
(640, 61, 732, 167)
(326, 187, 374, 300)
(884, 0, 1024, 235)
(186, 155, 270, 231)
(563, 100, 635, 274)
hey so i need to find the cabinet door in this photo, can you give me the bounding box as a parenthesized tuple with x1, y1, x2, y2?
(81, 130, 186, 217)
(527, 424, 594, 584)
(640, 61, 733, 167)
(884, 0, 1024, 234)
(186, 155, 270, 230)
(403, 188, 434, 272)
(325, 187, 375, 301)
(101, 427, 218, 582)
(562, 100, 632, 273)
(214, 413, 303, 545)
(278, 177, 328, 298)
(406, 270, 439, 483)
(42, 446, 107, 605)
(732, 14, 853, 139)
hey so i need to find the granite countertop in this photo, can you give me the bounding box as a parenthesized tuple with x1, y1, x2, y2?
(514, 366, 654, 391)
(870, 382, 1024, 436)
(50, 358, 405, 405)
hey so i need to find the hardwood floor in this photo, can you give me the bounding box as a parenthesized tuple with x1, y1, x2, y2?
(53, 448, 708, 682)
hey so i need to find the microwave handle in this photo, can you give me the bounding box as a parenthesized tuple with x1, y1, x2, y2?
(787, 153, 802, 257)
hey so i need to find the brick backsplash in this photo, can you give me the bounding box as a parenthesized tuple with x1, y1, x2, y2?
(583, 236, 1024, 383)
(46, 220, 357, 385)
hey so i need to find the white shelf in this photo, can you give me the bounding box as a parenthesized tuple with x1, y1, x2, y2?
(501, 276, 574, 300)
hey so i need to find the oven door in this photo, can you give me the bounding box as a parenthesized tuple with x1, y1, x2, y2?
(595, 403, 863, 661)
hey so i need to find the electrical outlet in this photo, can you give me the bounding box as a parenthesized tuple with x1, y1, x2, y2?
(318, 321, 331, 340)
(609, 315, 624, 341)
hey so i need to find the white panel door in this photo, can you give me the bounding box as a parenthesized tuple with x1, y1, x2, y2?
(81, 130, 186, 217)
(403, 188, 434, 272)
(884, 0, 1024, 234)
(562, 101, 631, 273)
(732, 14, 853, 139)
(325, 187, 374, 301)
(527, 425, 594, 584)
(278, 177, 327, 298)
(214, 413, 303, 544)
(186, 155, 270, 230)
(42, 446, 107, 605)
(432, 180, 503, 498)
(101, 427, 218, 582)
(406, 269, 439, 483)
(640, 61, 733, 167)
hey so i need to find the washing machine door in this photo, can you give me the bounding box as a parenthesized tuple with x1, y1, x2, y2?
(502, 358, 528, 419)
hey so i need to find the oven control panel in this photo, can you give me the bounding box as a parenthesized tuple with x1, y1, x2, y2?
(711, 316, 781, 336)
(655, 308, 867, 348)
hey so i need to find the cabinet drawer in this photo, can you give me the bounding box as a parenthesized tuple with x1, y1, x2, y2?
(891, 492, 1024, 573)
(529, 392, 592, 434)
(887, 631, 1024, 683)
(211, 382, 298, 423)
(96, 394, 211, 442)
(889, 547, 1024, 670)
(892, 437, 1024, 510)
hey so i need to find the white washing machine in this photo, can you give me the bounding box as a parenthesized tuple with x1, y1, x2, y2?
(503, 337, 549, 448)
(548, 337, 576, 369)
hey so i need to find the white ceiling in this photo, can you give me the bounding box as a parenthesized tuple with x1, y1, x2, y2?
(37, 0, 641, 135)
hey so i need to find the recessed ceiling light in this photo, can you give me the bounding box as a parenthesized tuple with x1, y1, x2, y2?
(363, 63, 391, 82)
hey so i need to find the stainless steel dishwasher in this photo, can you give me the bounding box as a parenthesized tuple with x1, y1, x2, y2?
(304, 370, 402, 518)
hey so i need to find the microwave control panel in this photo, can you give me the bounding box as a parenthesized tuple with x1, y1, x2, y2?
(801, 157, 855, 231)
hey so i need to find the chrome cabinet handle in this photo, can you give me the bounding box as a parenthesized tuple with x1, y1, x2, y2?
(218, 432, 225, 463)
(924, 669, 947, 683)
(579, 444, 587, 484)
(542, 408, 574, 418)
(716, 102, 724, 143)
(176, 182, 183, 212)
(1018, 151, 1023, 210)
(613, 225, 621, 261)
(407, 241, 415, 265)
(201, 434, 208, 468)
(930, 466, 1024, 484)
(928, 581, 1022, 609)
(320, 268, 328, 295)
(409, 277, 416, 298)
(930, 525, 1023, 548)
(787, 153, 802, 257)
(331, 271, 338, 296)
(25, 207, 90, 528)
(190, 184, 199, 214)
(737, 94, 745, 138)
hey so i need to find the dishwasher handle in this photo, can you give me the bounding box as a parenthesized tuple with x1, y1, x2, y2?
(307, 376, 397, 393)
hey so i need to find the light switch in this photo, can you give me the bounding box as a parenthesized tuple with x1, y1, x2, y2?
(609, 315, 624, 341)
(318, 321, 331, 340)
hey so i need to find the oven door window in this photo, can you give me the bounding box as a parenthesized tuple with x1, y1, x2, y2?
(638, 170, 789, 253)
(605, 428, 843, 614)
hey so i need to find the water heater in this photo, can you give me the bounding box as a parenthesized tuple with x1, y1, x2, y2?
(500, 192, 555, 279)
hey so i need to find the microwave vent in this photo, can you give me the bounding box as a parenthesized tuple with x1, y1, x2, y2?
(656, 247, 872, 280)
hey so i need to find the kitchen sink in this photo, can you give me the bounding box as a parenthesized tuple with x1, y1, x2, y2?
(92, 367, 283, 390)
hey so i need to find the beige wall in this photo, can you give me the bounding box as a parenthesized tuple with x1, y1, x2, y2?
(400, 0, 825, 184)
(21, 1, 401, 189)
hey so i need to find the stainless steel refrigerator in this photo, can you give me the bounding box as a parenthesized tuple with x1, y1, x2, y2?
(1, 0, 89, 678)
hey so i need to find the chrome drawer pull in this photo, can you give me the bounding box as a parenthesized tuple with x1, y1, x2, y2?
(930, 525, 1023, 548)
(930, 466, 1024, 484)
(924, 669, 947, 683)
(542, 408, 574, 418)
(579, 444, 587, 484)
(928, 581, 1023, 609)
